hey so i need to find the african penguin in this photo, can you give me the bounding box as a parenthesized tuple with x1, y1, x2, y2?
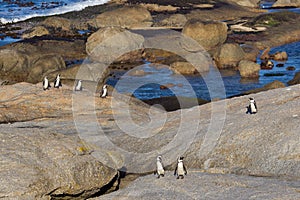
(174, 156, 187, 179)
(75, 80, 82, 91)
(54, 74, 62, 88)
(155, 156, 165, 178)
(100, 84, 108, 98)
(247, 97, 257, 114)
(42, 76, 51, 90)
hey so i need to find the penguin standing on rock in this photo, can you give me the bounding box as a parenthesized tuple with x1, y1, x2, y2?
(174, 157, 187, 179)
(154, 156, 165, 178)
(54, 74, 62, 88)
(42, 76, 51, 90)
(247, 97, 257, 114)
(100, 84, 108, 98)
(75, 80, 82, 91)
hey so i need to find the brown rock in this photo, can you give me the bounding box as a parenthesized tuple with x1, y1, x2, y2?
(159, 14, 187, 28)
(0, 83, 119, 199)
(160, 83, 175, 90)
(86, 27, 144, 64)
(260, 60, 274, 69)
(231, 0, 260, 7)
(288, 71, 300, 85)
(244, 80, 285, 94)
(169, 62, 200, 75)
(214, 43, 245, 69)
(260, 47, 271, 60)
(286, 66, 296, 71)
(139, 3, 179, 12)
(272, 0, 300, 8)
(89, 6, 153, 29)
(241, 44, 260, 62)
(128, 69, 151, 76)
(48, 62, 110, 88)
(42, 16, 72, 31)
(272, 51, 288, 61)
(238, 60, 260, 78)
(182, 20, 228, 51)
(0, 45, 66, 83)
(22, 26, 50, 39)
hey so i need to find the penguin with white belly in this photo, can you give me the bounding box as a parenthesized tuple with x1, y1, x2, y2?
(100, 84, 108, 98)
(75, 80, 82, 91)
(247, 97, 257, 114)
(54, 74, 62, 88)
(42, 76, 51, 90)
(174, 156, 187, 179)
(154, 156, 165, 178)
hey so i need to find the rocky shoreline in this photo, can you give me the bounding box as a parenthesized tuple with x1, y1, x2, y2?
(0, 0, 300, 87)
(0, 0, 300, 199)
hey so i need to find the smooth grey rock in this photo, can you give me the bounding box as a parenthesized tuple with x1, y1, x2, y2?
(98, 172, 300, 200)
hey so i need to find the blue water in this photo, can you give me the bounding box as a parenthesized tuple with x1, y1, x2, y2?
(106, 5, 300, 100)
(260, 1, 300, 13)
(107, 43, 300, 100)
(0, 0, 109, 24)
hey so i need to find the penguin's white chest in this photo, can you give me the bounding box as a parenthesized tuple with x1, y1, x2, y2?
(76, 82, 81, 90)
(101, 88, 107, 97)
(177, 162, 184, 175)
(43, 79, 49, 88)
(156, 161, 164, 175)
(55, 77, 60, 87)
(250, 102, 257, 113)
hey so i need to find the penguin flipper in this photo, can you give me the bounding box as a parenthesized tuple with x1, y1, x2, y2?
(174, 166, 178, 176)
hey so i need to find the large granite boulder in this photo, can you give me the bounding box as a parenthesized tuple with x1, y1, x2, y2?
(231, 0, 260, 8)
(0, 82, 123, 199)
(241, 44, 260, 62)
(182, 20, 228, 51)
(86, 27, 144, 64)
(158, 14, 187, 28)
(238, 60, 260, 78)
(48, 62, 110, 87)
(89, 6, 153, 29)
(0, 38, 87, 83)
(214, 43, 245, 69)
(0, 129, 118, 199)
(0, 44, 66, 83)
(272, 0, 300, 8)
(42, 16, 72, 31)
